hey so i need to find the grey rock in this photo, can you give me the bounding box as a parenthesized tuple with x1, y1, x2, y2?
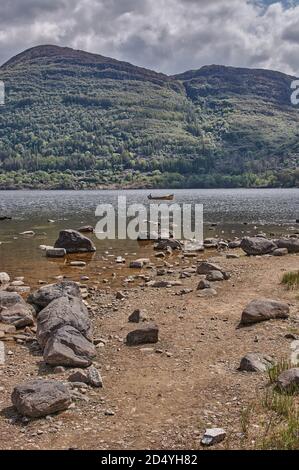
(206, 270, 224, 282)
(78, 226, 94, 233)
(273, 248, 288, 257)
(28, 281, 81, 311)
(197, 262, 224, 275)
(146, 280, 182, 288)
(201, 428, 226, 446)
(228, 240, 241, 249)
(197, 288, 217, 297)
(128, 309, 148, 323)
(0, 291, 24, 309)
(126, 323, 159, 346)
(43, 325, 96, 367)
(36, 296, 92, 349)
(0, 341, 5, 365)
(240, 299, 289, 325)
(276, 238, 299, 253)
(239, 353, 273, 372)
(277, 368, 299, 392)
(46, 248, 66, 258)
(0, 303, 34, 329)
(12, 379, 71, 418)
(240, 237, 277, 256)
(54, 229, 96, 253)
(197, 279, 211, 290)
(68, 366, 103, 388)
(154, 239, 183, 251)
(0, 272, 10, 286)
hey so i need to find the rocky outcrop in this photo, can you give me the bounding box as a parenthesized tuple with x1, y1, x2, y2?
(28, 280, 81, 311)
(240, 237, 277, 255)
(240, 299, 289, 325)
(12, 379, 71, 418)
(54, 229, 96, 253)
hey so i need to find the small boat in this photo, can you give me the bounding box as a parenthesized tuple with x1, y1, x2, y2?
(148, 193, 174, 201)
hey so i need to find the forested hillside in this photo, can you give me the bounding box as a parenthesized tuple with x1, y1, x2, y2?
(0, 45, 298, 189)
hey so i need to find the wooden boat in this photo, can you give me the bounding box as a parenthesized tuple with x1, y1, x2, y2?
(148, 193, 174, 201)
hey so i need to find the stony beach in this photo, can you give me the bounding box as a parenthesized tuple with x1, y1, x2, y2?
(0, 228, 299, 450)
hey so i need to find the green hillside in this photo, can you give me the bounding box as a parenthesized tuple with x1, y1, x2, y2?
(0, 45, 298, 189)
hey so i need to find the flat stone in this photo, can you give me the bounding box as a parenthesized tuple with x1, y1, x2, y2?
(146, 280, 182, 288)
(240, 299, 289, 325)
(273, 248, 288, 257)
(11, 379, 71, 418)
(46, 248, 66, 258)
(201, 428, 226, 446)
(126, 323, 159, 346)
(70, 261, 86, 267)
(197, 262, 225, 275)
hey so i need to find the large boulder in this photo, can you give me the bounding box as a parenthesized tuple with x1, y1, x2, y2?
(240, 299, 289, 325)
(12, 379, 71, 418)
(28, 280, 81, 311)
(36, 296, 92, 348)
(275, 238, 299, 254)
(126, 323, 159, 346)
(240, 237, 277, 256)
(0, 291, 34, 328)
(54, 229, 96, 253)
(43, 325, 96, 367)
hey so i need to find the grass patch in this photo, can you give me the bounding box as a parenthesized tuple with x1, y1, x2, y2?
(282, 271, 299, 290)
(268, 359, 293, 384)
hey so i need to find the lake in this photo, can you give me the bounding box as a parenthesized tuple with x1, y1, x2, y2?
(0, 188, 298, 288)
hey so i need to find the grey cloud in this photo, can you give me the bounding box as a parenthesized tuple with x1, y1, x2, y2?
(1, 0, 299, 76)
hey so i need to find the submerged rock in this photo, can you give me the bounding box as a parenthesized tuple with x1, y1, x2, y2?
(54, 229, 96, 253)
(240, 299, 289, 325)
(12, 379, 71, 418)
(46, 248, 66, 258)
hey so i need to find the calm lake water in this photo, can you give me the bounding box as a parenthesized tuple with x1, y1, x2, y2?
(0, 188, 298, 288)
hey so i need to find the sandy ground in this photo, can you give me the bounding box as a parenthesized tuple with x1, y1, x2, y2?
(0, 248, 298, 450)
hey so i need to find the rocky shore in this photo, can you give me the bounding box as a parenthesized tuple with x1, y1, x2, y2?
(0, 229, 299, 449)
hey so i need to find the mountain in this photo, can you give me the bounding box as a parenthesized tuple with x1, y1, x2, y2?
(0, 44, 298, 189)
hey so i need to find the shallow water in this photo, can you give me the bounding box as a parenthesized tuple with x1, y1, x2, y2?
(0, 188, 298, 288)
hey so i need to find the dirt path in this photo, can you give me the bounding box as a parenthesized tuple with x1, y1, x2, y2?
(0, 250, 298, 450)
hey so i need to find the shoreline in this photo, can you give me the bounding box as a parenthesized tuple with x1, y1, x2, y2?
(0, 234, 299, 449)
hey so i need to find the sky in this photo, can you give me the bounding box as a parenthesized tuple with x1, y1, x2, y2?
(1, 0, 299, 75)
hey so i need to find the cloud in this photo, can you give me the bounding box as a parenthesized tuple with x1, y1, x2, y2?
(0, 0, 299, 75)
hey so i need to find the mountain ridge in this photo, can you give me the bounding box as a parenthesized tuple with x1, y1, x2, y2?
(0, 44, 298, 189)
